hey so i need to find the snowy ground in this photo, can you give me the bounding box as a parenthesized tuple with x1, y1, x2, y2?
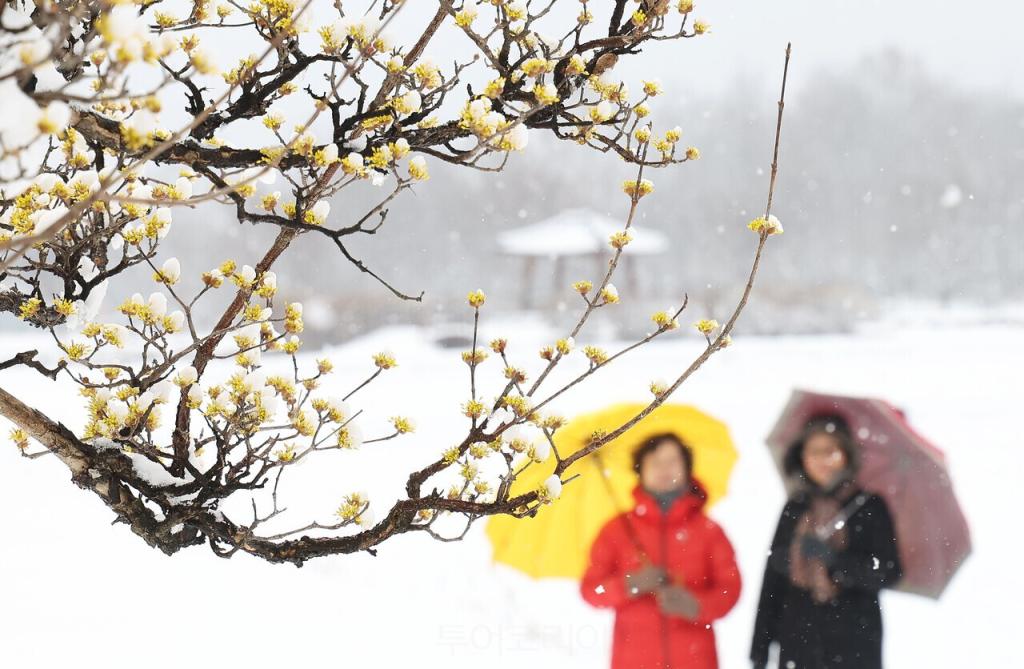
(1, 313, 1020, 668)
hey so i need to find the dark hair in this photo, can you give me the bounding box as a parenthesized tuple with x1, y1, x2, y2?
(632, 432, 694, 475)
(783, 413, 860, 480)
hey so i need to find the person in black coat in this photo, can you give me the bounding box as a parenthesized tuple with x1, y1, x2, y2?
(751, 414, 902, 669)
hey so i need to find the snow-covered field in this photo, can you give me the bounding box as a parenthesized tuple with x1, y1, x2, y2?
(1, 314, 1020, 668)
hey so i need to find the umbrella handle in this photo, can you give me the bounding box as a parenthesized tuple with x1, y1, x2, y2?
(815, 493, 869, 540)
(592, 452, 650, 564)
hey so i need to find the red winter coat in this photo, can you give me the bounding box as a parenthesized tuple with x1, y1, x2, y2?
(580, 482, 741, 669)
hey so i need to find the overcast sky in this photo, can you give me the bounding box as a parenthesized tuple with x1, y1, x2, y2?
(663, 0, 1021, 99)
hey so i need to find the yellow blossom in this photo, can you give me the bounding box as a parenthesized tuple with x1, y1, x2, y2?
(9, 428, 30, 452)
(53, 298, 76, 317)
(373, 352, 397, 369)
(18, 298, 42, 320)
(462, 399, 487, 419)
(748, 214, 784, 235)
(408, 156, 429, 180)
(651, 310, 680, 329)
(521, 58, 554, 78)
(566, 54, 587, 76)
(609, 231, 633, 249)
(622, 178, 654, 199)
(572, 280, 593, 295)
(504, 366, 527, 383)
(583, 345, 608, 365)
(462, 348, 488, 365)
(533, 84, 560, 105)
(599, 284, 620, 304)
(467, 289, 486, 308)
(483, 77, 506, 99)
(391, 416, 415, 434)
(694, 319, 719, 336)
(275, 444, 297, 462)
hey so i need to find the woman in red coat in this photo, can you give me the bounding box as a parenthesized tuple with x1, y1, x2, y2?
(581, 433, 741, 669)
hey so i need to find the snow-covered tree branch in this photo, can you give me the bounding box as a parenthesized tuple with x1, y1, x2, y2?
(0, 0, 786, 564)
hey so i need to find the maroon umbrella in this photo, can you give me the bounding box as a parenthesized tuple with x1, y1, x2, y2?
(766, 389, 971, 599)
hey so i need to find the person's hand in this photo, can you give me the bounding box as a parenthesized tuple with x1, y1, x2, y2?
(624, 564, 667, 597)
(799, 534, 836, 566)
(655, 585, 700, 620)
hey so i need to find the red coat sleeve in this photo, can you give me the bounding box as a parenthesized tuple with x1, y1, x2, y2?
(580, 518, 631, 609)
(690, 521, 742, 623)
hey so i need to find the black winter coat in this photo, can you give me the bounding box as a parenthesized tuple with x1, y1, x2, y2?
(750, 489, 902, 669)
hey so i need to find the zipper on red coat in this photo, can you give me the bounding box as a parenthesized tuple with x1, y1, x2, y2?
(659, 508, 672, 669)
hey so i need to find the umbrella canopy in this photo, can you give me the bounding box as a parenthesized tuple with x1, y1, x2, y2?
(766, 389, 972, 599)
(485, 403, 737, 579)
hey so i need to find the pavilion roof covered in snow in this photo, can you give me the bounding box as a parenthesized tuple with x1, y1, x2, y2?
(497, 208, 669, 257)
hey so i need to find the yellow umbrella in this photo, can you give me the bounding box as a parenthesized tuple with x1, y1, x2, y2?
(485, 403, 737, 579)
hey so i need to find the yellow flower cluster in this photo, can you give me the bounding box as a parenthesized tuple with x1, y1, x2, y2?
(9, 427, 30, 452)
(462, 399, 487, 419)
(336, 425, 360, 449)
(412, 59, 442, 89)
(17, 297, 41, 320)
(583, 345, 608, 365)
(408, 156, 429, 180)
(521, 58, 555, 78)
(566, 55, 587, 76)
(483, 77, 506, 99)
(455, 3, 478, 27)
(651, 310, 680, 330)
(373, 352, 397, 369)
(391, 416, 415, 434)
(462, 348, 488, 365)
(501, 394, 532, 418)
(458, 98, 530, 151)
(572, 280, 593, 295)
(467, 289, 486, 308)
(503, 364, 527, 384)
(284, 302, 303, 334)
(533, 83, 559, 105)
(652, 126, 683, 156)
(694, 319, 719, 335)
(748, 214, 784, 235)
(335, 492, 369, 522)
(622, 179, 654, 199)
(609, 230, 633, 249)
(274, 443, 296, 462)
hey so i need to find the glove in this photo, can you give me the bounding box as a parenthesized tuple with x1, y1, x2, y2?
(625, 564, 667, 597)
(800, 534, 837, 566)
(655, 585, 700, 620)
